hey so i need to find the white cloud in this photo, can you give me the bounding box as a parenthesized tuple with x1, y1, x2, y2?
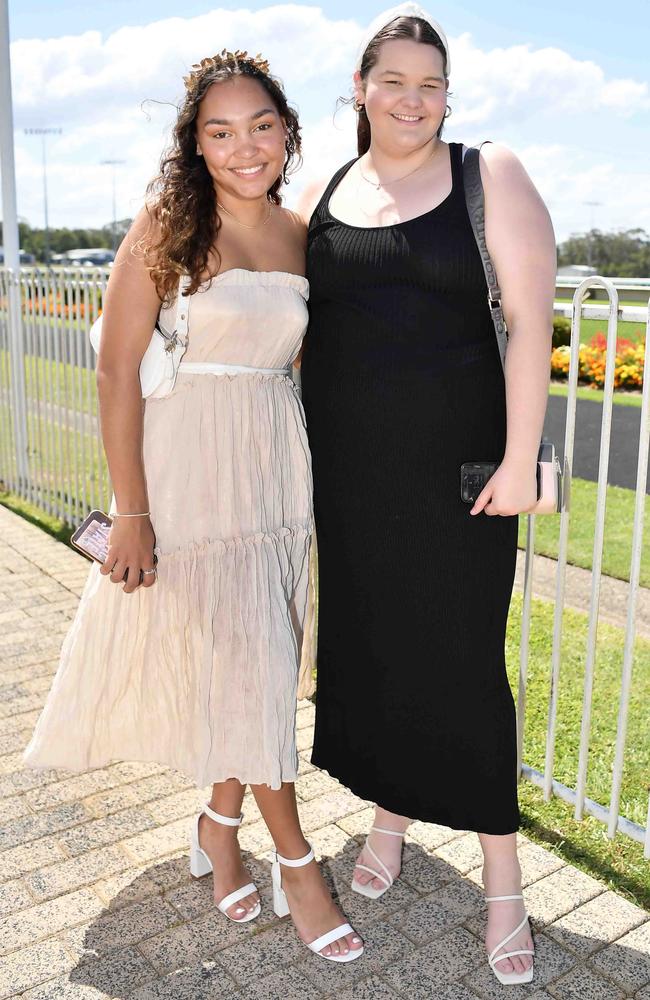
(3, 5, 648, 238)
(448, 34, 650, 128)
(511, 144, 650, 241)
(11, 6, 360, 128)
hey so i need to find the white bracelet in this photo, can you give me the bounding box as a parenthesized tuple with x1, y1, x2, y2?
(113, 511, 150, 518)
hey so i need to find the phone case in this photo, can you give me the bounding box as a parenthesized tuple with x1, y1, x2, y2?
(71, 510, 112, 563)
(460, 462, 498, 504)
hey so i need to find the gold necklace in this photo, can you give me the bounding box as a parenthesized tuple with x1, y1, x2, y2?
(358, 144, 439, 191)
(217, 200, 272, 229)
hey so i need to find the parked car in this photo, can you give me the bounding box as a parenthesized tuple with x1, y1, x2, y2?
(0, 247, 36, 264)
(52, 248, 115, 267)
(557, 264, 598, 277)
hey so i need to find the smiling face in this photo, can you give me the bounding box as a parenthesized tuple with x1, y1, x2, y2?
(195, 75, 287, 202)
(355, 38, 448, 154)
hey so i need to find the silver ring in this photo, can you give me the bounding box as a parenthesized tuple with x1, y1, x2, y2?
(142, 568, 157, 576)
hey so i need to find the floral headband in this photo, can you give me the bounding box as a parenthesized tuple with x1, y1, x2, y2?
(183, 49, 271, 96)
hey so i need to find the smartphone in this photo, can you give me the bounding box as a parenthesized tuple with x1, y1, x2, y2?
(460, 462, 498, 504)
(71, 510, 112, 563)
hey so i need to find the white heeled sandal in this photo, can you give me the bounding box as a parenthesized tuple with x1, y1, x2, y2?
(351, 826, 405, 900)
(271, 843, 364, 963)
(486, 893, 535, 985)
(189, 803, 261, 923)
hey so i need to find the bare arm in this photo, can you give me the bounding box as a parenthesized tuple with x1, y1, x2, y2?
(472, 143, 556, 516)
(96, 207, 163, 590)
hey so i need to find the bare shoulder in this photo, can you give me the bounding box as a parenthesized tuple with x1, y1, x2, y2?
(478, 143, 536, 194)
(296, 177, 330, 225)
(276, 205, 308, 256)
(112, 205, 161, 271)
(278, 205, 308, 236)
(104, 205, 162, 310)
(477, 142, 555, 275)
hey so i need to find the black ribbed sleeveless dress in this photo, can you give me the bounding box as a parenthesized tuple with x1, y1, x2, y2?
(301, 143, 520, 835)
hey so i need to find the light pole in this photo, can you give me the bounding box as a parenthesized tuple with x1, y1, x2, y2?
(24, 126, 62, 264)
(1, 0, 29, 485)
(583, 200, 603, 267)
(100, 159, 126, 252)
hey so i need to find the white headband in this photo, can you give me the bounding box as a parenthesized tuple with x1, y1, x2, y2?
(354, 2, 450, 76)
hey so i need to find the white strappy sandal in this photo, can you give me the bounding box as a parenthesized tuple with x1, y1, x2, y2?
(271, 843, 364, 963)
(485, 893, 535, 985)
(350, 825, 405, 899)
(189, 803, 261, 923)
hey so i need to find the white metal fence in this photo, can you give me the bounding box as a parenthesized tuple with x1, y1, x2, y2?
(0, 266, 110, 523)
(518, 277, 650, 859)
(0, 267, 648, 856)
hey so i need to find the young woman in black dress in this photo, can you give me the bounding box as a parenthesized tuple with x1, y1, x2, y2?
(300, 4, 555, 986)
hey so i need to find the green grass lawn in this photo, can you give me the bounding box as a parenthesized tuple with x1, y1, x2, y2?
(506, 593, 649, 909)
(575, 318, 646, 346)
(0, 400, 109, 526)
(556, 298, 648, 310)
(548, 383, 643, 408)
(0, 347, 98, 417)
(518, 478, 650, 587)
(0, 490, 72, 545)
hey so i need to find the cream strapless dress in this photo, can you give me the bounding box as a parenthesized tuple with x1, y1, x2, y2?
(24, 269, 315, 789)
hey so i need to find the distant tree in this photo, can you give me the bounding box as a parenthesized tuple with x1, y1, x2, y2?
(1, 219, 132, 262)
(557, 228, 650, 278)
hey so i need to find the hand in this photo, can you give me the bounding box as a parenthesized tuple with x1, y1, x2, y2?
(100, 516, 157, 593)
(470, 459, 538, 517)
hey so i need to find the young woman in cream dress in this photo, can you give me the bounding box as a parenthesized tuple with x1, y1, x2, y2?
(24, 50, 363, 964)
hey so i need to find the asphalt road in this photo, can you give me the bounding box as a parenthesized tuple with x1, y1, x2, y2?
(544, 394, 649, 493)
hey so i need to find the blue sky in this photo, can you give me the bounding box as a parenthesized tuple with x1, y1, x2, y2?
(10, 0, 649, 79)
(4, 1, 649, 241)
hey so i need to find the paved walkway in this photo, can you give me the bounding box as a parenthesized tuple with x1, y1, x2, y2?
(513, 549, 650, 639)
(0, 503, 648, 1000)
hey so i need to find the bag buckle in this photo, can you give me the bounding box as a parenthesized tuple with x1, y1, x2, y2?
(164, 332, 179, 353)
(487, 290, 502, 311)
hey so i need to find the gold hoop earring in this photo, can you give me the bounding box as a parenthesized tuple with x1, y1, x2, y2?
(444, 104, 452, 119)
(353, 100, 365, 113)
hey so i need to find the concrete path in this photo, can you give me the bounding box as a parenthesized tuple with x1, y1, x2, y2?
(514, 548, 650, 639)
(0, 504, 648, 1000)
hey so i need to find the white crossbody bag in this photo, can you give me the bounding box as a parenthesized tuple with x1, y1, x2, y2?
(89, 275, 190, 399)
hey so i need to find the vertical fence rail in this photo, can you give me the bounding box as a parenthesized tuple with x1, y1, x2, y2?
(542, 278, 588, 798)
(608, 303, 650, 856)
(574, 279, 619, 820)
(0, 269, 15, 494)
(516, 513, 535, 776)
(43, 267, 58, 518)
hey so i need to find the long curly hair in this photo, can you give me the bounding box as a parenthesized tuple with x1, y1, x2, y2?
(143, 51, 302, 303)
(353, 17, 449, 156)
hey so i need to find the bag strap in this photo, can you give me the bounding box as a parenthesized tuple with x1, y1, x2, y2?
(157, 274, 190, 346)
(461, 143, 508, 370)
(174, 274, 190, 345)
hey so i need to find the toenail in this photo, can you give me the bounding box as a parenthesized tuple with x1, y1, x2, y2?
(352, 936, 361, 943)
